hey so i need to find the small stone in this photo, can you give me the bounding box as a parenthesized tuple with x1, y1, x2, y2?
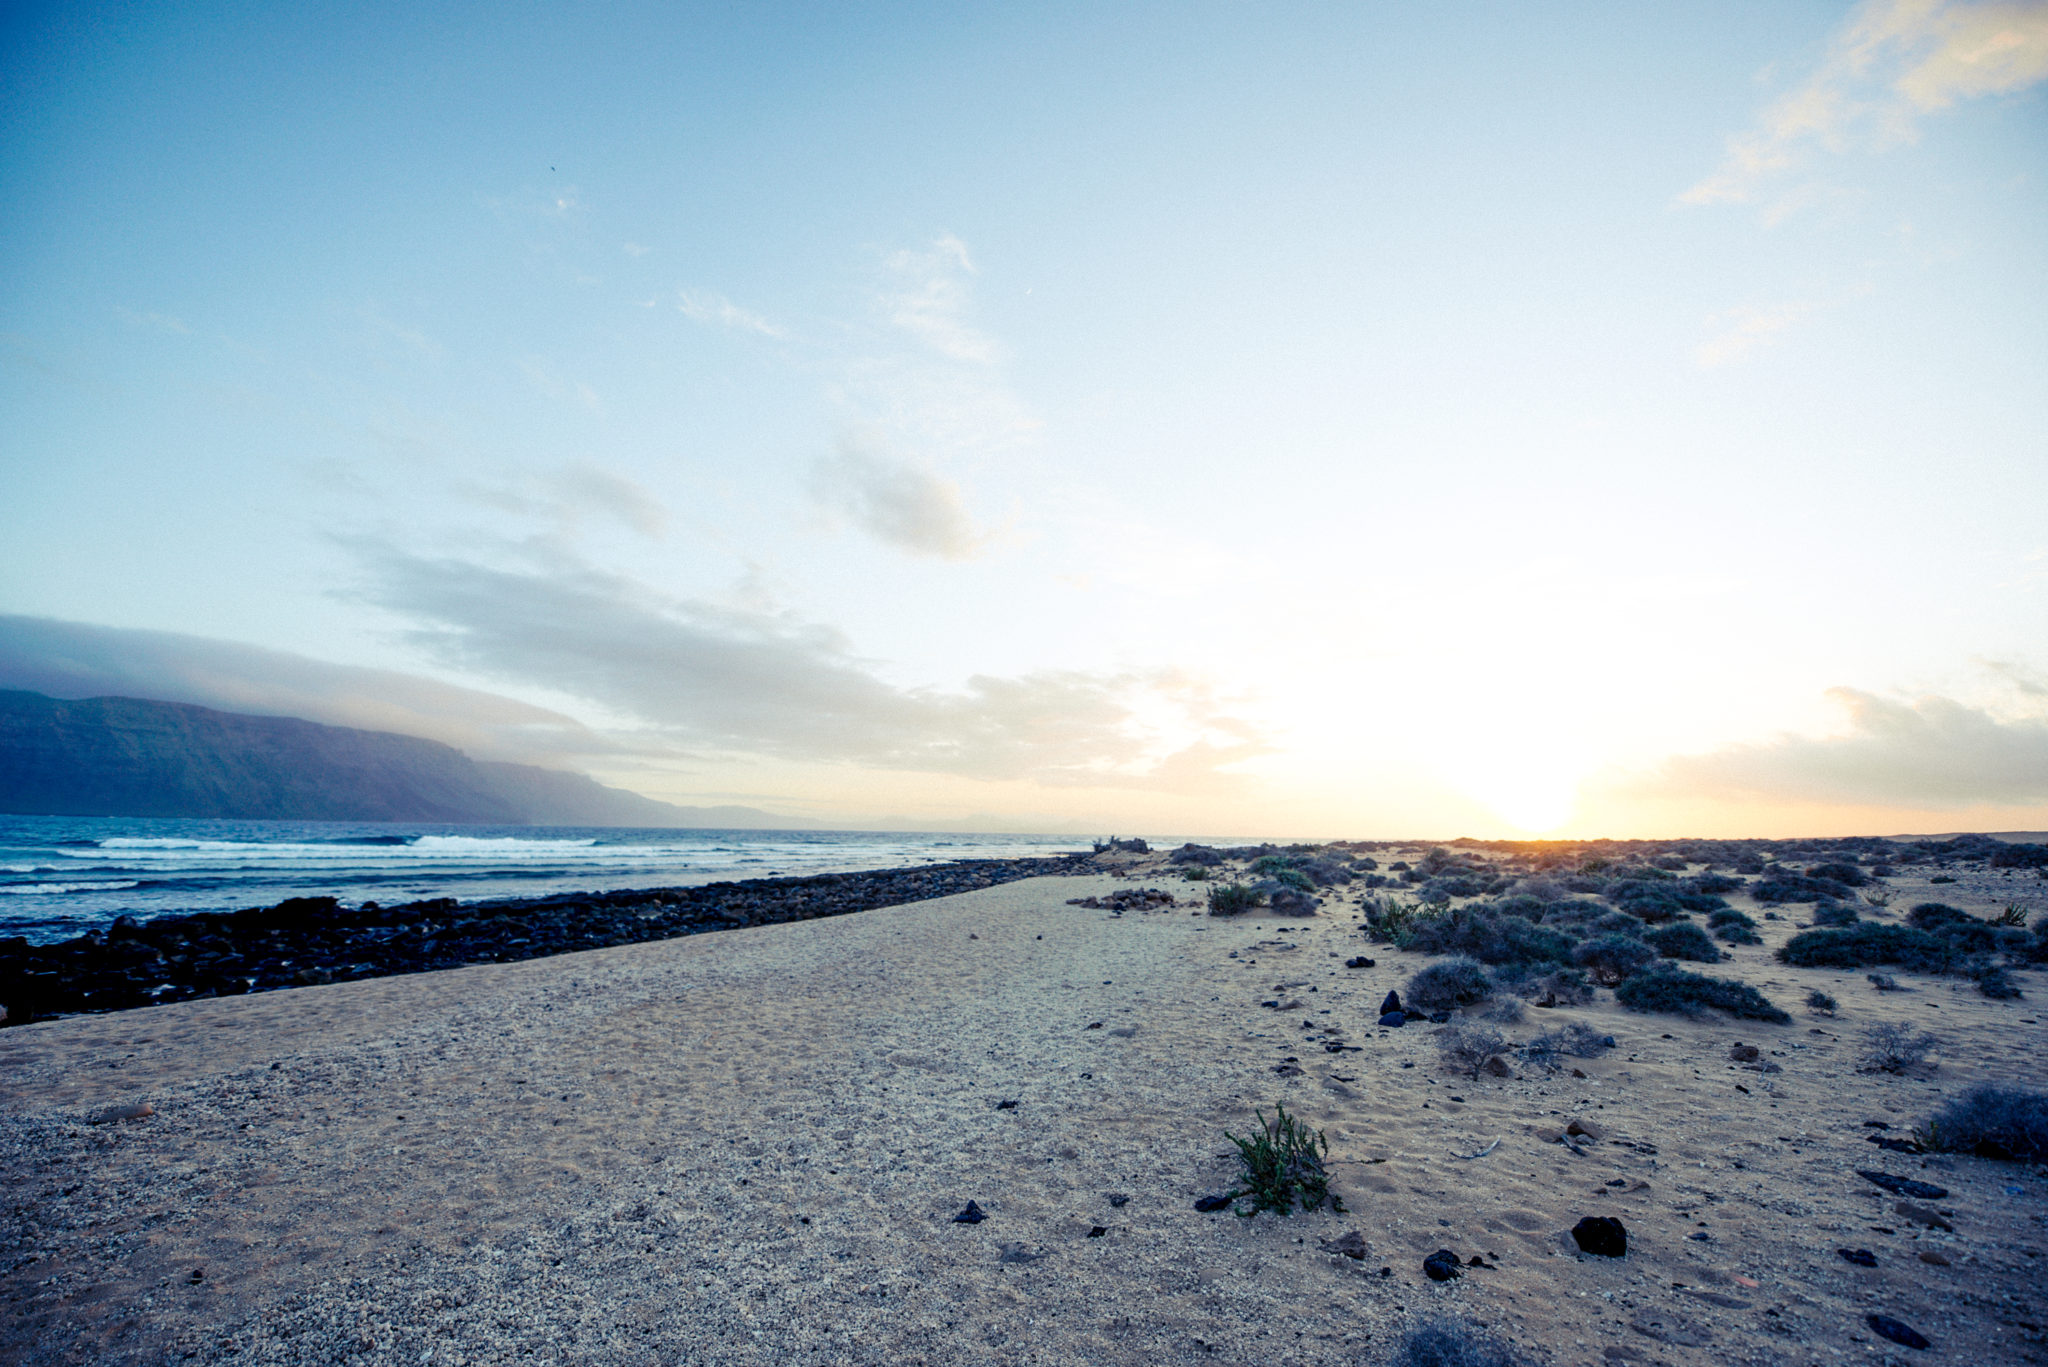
(187, 1267, 204, 1283)
(1917, 1249, 1950, 1266)
(1837, 1248, 1877, 1267)
(1533, 1126, 1565, 1144)
(1892, 1201, 1953, 1231)
(1728, 1044, 1762, 1063)
(1479, 1055, 1516, 1078)
(1272, 1063, 1305, 1077)
(1566, 1119, 1606, 1141)
(998, 1243, 1046, 1264)
(87, 1103, 155, 1125)
(1571, 1068, 1587, 1078)
(996, 1099, 1019, 1110)
(1857, 1170, 1947, 1200)
(1422, 1248, 1461, 1281)
(1379, 990, 1402, 1015)
(1107, 1193, 1129, 1207)
(1865, 1314, 1930, 1350)
(1084, 1021, 1103, 1030)
(1194, 1193, 1235, 1212)
(1319, 1231, 1370, 1260)
(1346, 956, 1376, 968)
(1378, 1012, 1407, 1028)
(1571, 1216, 1627, 1257)
(952, 1201, 987, 1224)
(1087, 1226, 1107, 1238)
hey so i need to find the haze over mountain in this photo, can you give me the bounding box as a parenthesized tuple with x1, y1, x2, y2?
(0, 690, 805, 829)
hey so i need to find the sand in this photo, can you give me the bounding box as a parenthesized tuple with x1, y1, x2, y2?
(2, 859, 2043, 1366)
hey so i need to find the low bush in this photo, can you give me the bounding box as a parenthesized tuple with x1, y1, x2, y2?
(1974, 965, 2023, 999)
(1647, 922, 1722, 962)
(1811, 902, 1860, 928)
(1168, 843, 1223, 867)
(1807, 861, 1868, 888)
(1859, 1023, 1936, 1074)
(1805, 989, 1837, 1014)
(1692, 872, 1745, 895)
(1780, 910, 2026, 979)
(1573, 934, 1657, 985)
(1753, 873, 1854, 905)
(1223, 1103, 1343, 1216)
(1517, 967, 1594, 1007)
(1393, 1318, 1521, 1367)
(1406, 956, 1493, 1011)
(1398, 906, 1575, 970)
(1518, 1021, 1614, 1068)
(1435, 1024, 1510, 1078)
(1590, 911, 1646, 938)
(1919, 1084, 2048, 1162)
(1708, 908, 1762, 944)
(1614, 964, 1790, 1023)
(1207, 883, 1265, 916)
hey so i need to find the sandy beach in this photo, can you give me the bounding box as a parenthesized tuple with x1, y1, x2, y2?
(3, 852, 2042, 1366)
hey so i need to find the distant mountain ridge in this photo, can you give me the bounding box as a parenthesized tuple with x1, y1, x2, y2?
(0, 690, 801, 828)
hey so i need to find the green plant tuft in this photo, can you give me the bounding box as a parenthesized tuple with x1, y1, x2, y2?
(1207, 882, 1265, 916)
(1222, 1103, 1344, 1216)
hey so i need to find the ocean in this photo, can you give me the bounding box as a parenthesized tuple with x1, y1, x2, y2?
(0, 815, 1098, 944)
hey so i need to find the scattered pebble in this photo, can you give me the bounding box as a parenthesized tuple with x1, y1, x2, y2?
(1422, 1248, 1462, 1281)
(1837, 1248, 1877, 1267)
(952, 1201, 987, 1224)
(1571, 1216, 1626, 1257)
(1866, 1314, 1931, 1350)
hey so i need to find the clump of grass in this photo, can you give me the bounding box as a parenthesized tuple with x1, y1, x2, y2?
(1805, 989, 1838, 1015)
(1435, 1023, 1510, 1079)
(1974, 964, 2023, 999)
(1406, 956, 1493, 1011)
(1858, 1023, 1937, 1074)
(1180, 865, 1212, 882)
(1916, 1084, 2048, 1162)
(1614, 964, 1791, 1023)
(1393, 1317, 1521, 1367)
(1997, 904, 2030, 928)
(1207, 883, 1265, 916)
(1867, 972, 1900, 991)
(1361, 895, 1422, 942)
(1647, 921, 1723, 962)
(1222, 1103, 1343, 1216)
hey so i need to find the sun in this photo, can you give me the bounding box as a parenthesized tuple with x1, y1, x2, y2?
(1445, 753, 1580, 835)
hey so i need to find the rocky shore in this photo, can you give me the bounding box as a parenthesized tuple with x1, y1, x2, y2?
(0, 854, 1090, 1026)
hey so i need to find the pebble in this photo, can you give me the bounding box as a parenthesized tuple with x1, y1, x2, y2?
(1857, 1170, 1948, 1200)
(1378, 1012, 1406, 1028)
(1865, 1314, 1930, 1350)
(1571, 1216, 1626, 1257)
(1837, 1248, 1877, 1267)
(1379, 991, 1402, 1015)
(87, 1102, 155, 1125)
(952, 1201, 987, 1224)
(1318, 1231, 1370, 1260)
(1194, 1193, 1235, 1213)
(1893, 1201, 1952, 1231)
(1917, 1249, 1950, 1266)
(1422, 1249, 1462, 1281)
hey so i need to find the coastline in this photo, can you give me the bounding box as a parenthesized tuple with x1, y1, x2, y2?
(0, 855, 1093, 1027)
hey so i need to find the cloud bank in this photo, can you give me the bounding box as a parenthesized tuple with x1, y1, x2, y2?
(1646, 686, 2048, 807)
(1685, 0, 2048, 208)
(0, 614, 608, 764)
(349, 543, 1265, 787)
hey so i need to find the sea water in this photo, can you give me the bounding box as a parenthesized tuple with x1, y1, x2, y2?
(0, 815, 1096, 944)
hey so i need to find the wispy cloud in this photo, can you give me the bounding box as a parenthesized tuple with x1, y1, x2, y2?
(1684, 0, 2048, 210)
(678, 290, 786, 339)
(1641, 685, 2048, 807)
(458, 461, 668, 540)
(1696, 300, 1817, 367)
(0, 614, 612, 764)
(114, 307, 191, 335)
(811, 435, 983, 560)
(514, 356, 604, 413)
(346, 541, 1267, 787)
(883, 235, 999, 364)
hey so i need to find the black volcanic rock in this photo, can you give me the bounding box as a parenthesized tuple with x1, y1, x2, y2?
(0, 689, 779, 826)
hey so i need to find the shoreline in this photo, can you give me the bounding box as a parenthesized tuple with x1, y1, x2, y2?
(0, 854, 1094, 1027)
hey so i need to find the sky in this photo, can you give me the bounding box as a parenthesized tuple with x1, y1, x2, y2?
(2, 0, 2046, 838)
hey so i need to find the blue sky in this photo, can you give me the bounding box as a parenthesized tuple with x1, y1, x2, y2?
(3, 1, 2045, 835)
